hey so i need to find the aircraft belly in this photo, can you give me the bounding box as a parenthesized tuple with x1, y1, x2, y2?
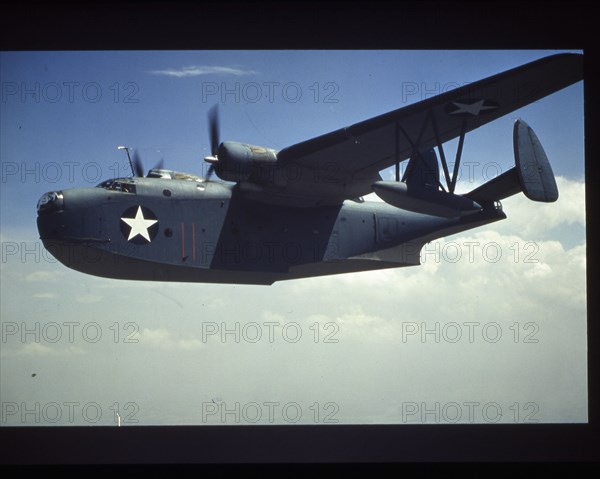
(41, 240, 282, 285)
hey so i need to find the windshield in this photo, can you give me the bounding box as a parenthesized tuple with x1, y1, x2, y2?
(96, 179, 136, 193)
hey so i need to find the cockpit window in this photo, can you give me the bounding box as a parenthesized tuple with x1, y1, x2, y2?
(97, 179, 136, 194)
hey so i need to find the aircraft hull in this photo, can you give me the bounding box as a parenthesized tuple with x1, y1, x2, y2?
(37, 181, 505, 284)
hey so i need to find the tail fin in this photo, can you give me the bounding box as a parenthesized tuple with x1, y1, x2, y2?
(466, 120, 558, 203)
(403, 149, 440, 189)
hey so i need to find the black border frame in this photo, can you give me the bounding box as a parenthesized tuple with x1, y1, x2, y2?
(1, 0, 597, 464)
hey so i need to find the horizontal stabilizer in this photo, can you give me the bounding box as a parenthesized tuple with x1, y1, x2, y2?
(465, 167, 521, 203)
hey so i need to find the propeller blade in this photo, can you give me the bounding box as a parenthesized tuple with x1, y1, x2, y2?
(205, 164, 215, 182)
(153, 157, 164, 171)
(132, 150, 145, 177)
(208, 104, 220, 157)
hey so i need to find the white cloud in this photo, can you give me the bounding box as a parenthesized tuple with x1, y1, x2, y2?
(285, 192, 586, 339)
(32, 292, 57, 299)
(25, 270, 64, 282)
(497, 176, 585, 238)
(75, 294, 102, 303)
(139, 327, 171, 346)
(2, 343, 86, 357)
(333, 308, 398, 339)
(1, 176, 586, 425)
(149, 65, 257, 78)
(22, 343, 55, 355)
(261, 311, 285, 323)
(139, 327, 204, 351)
(178, 339, 204, 351)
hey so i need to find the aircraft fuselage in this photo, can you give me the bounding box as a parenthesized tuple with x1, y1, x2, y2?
(37, 176, 505, 285)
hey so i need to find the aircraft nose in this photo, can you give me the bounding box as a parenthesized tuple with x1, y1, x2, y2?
(37, 190, 67, 240)
(37, 188, 108, 245)
(37, 190, 64, 214)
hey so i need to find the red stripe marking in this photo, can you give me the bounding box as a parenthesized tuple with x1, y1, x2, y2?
(181, 223, 185, 258)
(192, 223, 196, 261)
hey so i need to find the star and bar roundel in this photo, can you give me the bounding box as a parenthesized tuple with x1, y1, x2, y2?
(120, 205, 159, 244)
(445, 99, 499, 116)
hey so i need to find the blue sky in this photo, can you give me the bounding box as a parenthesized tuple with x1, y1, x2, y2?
(0, 50, 586, 425)
(1, 50, 584, 191)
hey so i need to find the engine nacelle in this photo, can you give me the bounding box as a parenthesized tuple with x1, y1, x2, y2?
(372, 181, 482, 218)
(215, 141, 278, 182)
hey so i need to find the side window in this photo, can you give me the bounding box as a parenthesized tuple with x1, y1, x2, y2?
(119, 183, 136, 194)
(96, 180, 136, 193)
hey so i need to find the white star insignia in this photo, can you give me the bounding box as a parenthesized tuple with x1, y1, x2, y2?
(121, 206, 158, 242)
(450, 99, 497, 116)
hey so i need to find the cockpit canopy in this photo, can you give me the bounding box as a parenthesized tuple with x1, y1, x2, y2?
(146, 169, 205, 182)
(96, 179, 137, 193)
(96, 170, 207, 194)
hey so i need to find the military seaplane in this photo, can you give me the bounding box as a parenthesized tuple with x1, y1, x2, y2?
(37, 54, 583, 285)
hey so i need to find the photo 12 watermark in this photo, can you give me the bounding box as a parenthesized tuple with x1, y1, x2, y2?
(400, 401, 540, 423)
(2, 160, 137, 185)
(200, 81, 340, 104)
(201, 400, 340, 424)
(400, 81, 470, 103)
(1, 321, 140, 345)
(2, 156, 510, 187)
(1, 81, 140, 104)
(200, 321, 339, 344)
(400, 321, 540, 344)
(399, 79, 544, 106)
(420, 240, 540, 265)
(1, 237, 543, 268)
(1, 401, 140, 425)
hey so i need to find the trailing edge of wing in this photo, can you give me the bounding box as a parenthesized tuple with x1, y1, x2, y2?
(276, 54, 583, 181)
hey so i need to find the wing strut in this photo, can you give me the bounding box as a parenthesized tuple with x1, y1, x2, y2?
(395, 121, 400, 182)
(396, 109, 469, 194)
(430, 111, 452, 191)
(429, 109, 468, 194)
(398, 114, 447, 193)
(450, 118, 468, 193)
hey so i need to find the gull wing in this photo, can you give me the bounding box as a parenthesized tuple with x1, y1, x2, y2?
(260, 53, 582, 205)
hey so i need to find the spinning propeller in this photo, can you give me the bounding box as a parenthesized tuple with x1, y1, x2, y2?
(128, 150, 164, 178)
(119, 105, 220, 181)
(118, 146, 164, 178)
(132, 150, 164, 177)
(203, 104, 220, 181)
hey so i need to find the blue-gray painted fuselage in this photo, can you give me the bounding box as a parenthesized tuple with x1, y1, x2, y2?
(37, 177, 505, 285)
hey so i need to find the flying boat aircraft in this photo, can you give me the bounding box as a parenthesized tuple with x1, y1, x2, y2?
(36, 54, 583, 285)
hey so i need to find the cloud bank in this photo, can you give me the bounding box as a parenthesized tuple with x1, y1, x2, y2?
(149, 65, 257, 78)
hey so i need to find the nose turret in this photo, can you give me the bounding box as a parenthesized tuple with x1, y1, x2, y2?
(36, 188, 107, 244)
(37, 190, 68, 241)
(37, 190, 64, 214)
